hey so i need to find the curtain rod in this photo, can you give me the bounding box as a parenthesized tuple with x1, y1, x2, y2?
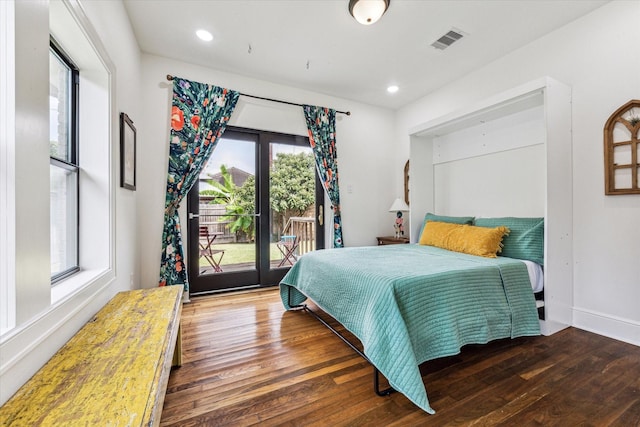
(166, 74, 350, 116)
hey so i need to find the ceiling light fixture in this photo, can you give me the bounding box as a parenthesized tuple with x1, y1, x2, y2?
(387, 85, 399, 94)
(196, 29, 213, 42)
(349, 0, 390, 25)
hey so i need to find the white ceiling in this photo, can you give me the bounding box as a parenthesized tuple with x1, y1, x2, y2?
(123, 0, 608, 110)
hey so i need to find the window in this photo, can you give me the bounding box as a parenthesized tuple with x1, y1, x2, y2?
(1, 0, 115, 368)
(49, 40, 79, 282)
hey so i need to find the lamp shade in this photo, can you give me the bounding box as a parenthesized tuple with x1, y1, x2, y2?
(388, 198, 409, 212)
(349, 0, 390, 25)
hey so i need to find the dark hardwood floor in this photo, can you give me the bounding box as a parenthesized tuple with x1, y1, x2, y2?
(161, 288, 640, 426)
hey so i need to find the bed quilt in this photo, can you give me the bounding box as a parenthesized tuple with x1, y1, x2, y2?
(279, 244, 540, 414)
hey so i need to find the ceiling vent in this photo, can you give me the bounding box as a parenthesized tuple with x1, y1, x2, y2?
(431, 29, 465, 50)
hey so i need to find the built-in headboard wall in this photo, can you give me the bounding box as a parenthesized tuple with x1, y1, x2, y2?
(408, 77, 572, 336)
(433, 144, 546, 218)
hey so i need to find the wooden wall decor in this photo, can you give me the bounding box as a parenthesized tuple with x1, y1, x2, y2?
(604, 99, 640, 195)
(403, 160, 410, 205)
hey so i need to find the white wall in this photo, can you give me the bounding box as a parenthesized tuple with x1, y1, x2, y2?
(396, 0, 640, 345)
(12, 0, 50, 327)
(433, 144, 546, 217)
(137, 54, 397, 289)
(0, 0, 141, 405)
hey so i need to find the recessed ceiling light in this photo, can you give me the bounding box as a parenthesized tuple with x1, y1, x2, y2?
(387, 85, 399, 94)
(196, 29, 213, 42)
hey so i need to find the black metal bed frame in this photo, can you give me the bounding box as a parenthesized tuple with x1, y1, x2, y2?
(287, 287, 395, 397)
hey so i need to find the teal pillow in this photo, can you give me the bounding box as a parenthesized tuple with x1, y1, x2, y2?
(418, 213, 474, 241)
(474, 217, 544, 265)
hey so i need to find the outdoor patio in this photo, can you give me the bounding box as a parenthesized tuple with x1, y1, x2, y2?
(197, 212, 316, 275)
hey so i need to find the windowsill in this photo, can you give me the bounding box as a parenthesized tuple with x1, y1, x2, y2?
(0, 266, 113, 348)
(51, 267, 112, 306)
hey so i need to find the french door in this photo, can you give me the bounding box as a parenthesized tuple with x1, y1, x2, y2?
(187, 127, 325, 295)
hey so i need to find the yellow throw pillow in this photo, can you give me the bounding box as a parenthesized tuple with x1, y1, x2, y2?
(419, 221, 510, 258)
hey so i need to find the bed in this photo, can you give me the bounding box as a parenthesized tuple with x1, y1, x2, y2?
(279, 217, 543, 414)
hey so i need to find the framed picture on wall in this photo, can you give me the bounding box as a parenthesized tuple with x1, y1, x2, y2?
(120, 112, 136, 191)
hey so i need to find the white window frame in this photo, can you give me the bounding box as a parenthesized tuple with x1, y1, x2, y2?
(48, 0, 116, 305)
(0, 0, 16, 335)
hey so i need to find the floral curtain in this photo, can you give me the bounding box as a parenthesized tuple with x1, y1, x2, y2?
(302, 105, 343, 248)
(159, 77, 240, 289)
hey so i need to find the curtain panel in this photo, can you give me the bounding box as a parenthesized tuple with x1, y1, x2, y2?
(159, 77, 239, 290)
(302, 105, 344, 248)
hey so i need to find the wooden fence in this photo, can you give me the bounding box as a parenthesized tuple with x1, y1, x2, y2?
(281, 217, 315, 256)
(199, 205, 315, 252)
(199, 204, 236, 243)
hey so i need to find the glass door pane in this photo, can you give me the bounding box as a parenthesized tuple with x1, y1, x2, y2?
(269, 143, 316, 270)
(198, 137, 257, 274)
(187, 132, 261, 295)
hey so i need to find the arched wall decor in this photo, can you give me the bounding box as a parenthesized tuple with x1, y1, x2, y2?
(604, 99, 640, 195)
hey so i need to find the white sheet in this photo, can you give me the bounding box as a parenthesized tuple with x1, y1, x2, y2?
(521, 259, 544, 293)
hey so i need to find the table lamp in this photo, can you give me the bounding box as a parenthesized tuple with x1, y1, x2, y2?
(389, 198, 409, 238)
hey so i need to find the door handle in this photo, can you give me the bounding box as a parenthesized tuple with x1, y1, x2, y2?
(318, 205, 323, 226)
(188, 213, 200, 220)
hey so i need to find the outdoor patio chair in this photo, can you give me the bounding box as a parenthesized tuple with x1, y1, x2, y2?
(199, 225, 224, 273)
(277, 235, 299, 267)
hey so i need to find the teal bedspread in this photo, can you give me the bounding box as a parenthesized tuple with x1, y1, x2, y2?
(279, 244, 540, 414)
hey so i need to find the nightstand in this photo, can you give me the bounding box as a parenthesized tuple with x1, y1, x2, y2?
(376, 236, 410, 245)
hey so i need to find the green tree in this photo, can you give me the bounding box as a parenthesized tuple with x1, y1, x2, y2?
(231, 175, 256, 240)
(201, 153, 316, 242)
(200, 165, 255, 240)
(269, 152, 315, 233)
(200, 164, 235, 204)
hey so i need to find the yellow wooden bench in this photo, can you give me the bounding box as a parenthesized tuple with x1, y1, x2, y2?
(0, 285, 183, 426)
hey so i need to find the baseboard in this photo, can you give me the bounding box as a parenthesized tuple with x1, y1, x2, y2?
(573, 307, 640, 347)
(539, 318, 570, 336)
